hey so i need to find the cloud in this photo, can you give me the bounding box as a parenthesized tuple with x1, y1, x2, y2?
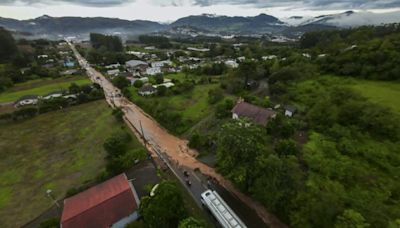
(0, 0, 136, 7)
(189, 0, 400, 10)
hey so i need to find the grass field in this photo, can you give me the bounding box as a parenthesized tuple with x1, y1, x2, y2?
(351, 80, 400, 115)
(0, 76, 90, 103)
(129, 82, 219, 134)
(0, 100, 142, 227)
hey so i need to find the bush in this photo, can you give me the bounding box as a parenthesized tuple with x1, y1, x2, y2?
(157, 85, 167, 96)
(208, 88, 224, 104)
(39, 217, 60, 228)
(112, 108, 124, 122)
(133, 80, 143, 88)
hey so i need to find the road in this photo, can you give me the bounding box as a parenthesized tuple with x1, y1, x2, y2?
(68, 41, 287, 228)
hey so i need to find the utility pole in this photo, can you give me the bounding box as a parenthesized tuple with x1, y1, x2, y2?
(46, 189, 60, 209)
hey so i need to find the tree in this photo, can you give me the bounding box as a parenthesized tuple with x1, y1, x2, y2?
(157, 85, 167, 96)
(216, 120, 267, 191)
(0, 27, 18, 63)
(335, 209, 370, 228)
(112, 76, 130, 90)
(178, 217, 205, 228)
(112, 108, 124, 122)
(215, 98, 234, 119)
(155, 74, 164, 84)
(275, 139, 298, 157)
(207, 88, 224, 104)
(69, 83, 81, 94)
(139, 181, 187, 228)
(133, 80, 143, 88)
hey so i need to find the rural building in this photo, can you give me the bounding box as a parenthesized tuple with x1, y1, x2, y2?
(61, 174, 140, 228)
(145, 67, 161, 76)
(232, 101, 276, 126)
(153, 82, 175, 89)
(125, 60, 148, 75)
(187, 47, 210, 52)
(43, 91, 64, 100)
(64, 60, 76, 68)
(262, 55, 277, 60)
(138, 85, 157, 96)
(151, 60, 172, 68)
(105, 63, 121, 69)
(224, 60, 239, 68)
(15, 95, 39, 107)
(107, 69, 120, 76)
(284, 106, 297, 117)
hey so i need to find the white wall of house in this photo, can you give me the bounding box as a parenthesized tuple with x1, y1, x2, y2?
(285, 110, 293, 117)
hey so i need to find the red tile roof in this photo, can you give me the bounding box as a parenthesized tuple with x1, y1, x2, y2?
(61, 174, 138, 228)
(232, 101, 276, 126)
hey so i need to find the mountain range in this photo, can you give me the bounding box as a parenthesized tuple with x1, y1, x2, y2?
(1, 10, 399, 40)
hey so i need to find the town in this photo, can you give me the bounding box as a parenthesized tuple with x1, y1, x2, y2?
(1, 3, 400, 228)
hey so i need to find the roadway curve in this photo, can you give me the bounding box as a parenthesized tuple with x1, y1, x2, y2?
(69, 41, 287, 228)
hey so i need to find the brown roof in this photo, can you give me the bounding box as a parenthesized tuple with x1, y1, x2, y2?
(61, 173, 138, 228)
(232, 101, 276, 126)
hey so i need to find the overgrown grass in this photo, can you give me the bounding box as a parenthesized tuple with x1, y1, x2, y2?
(129, 83, 219, 134)
(0, 76, 90, 102)
(351, 80, 400, 115)
(0, 100, 135, 227)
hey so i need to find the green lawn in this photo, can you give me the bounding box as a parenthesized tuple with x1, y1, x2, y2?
(0, 76, 90, 103)
(0, 100, 141, 227)
(351, 80, 400, 115)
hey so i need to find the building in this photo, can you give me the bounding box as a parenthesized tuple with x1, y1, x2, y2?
(187, 47, 210, 52)
(284, 106, 297, 117)
(61, 174, 140, 228)
(107, 69, 120, 76)
(232, 101, 276, 126)
(224, 60, 239, 68)
(262, 55, 277, 61)
(42, 91, 64, 100)
(15, 95, 39, 107)
(153, 82, 175, 89)
(145, 67, 161, 76)
(138, 85, 157, 96)
(105, 63, 121, 69)
(125, 60, 148, 75)
(64, 60, 76, 68)
(151, 60, 172, 68)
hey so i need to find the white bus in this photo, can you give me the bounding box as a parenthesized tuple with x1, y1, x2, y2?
(201, 190, 247, 228)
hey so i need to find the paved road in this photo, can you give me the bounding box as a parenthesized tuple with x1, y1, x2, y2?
(68, 41, 287, 228)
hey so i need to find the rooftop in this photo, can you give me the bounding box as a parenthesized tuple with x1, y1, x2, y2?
(232, 101, 276, 126)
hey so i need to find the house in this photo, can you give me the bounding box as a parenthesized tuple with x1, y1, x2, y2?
(153, 82, 175, 89)
(284, 106, 296, 117)
(151, 60, 172, 68)
(126, 51, 146, 58)
(138, 85, 157, 96)
(224, 60, 238, 68)
(64, 60, 76, 68)
(42, 91, 64, 100)
(237, 56, 246, 62)
(302, 53, 311, 58)
(61, 174, 140, 228)
(144, 46, 155, 50)
(107, 69, 120, 76)
(231, 100, 276, 126)
(187, 47, 210, 52)
(61, 69, 79, 75)
(262, 55, 277, 61)
(37, 54, 48, 59)
(145, 67, 161, 76)
(125, 60, 148, 75)
(105, 63, 121, 69)
(20, 67, 31, 75)
(15, 95, 39, 107)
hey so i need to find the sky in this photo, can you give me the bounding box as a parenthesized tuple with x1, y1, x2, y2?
(0, 0, 399, 22)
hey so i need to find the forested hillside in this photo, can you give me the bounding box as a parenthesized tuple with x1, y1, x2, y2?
(301, 24, 400, 80)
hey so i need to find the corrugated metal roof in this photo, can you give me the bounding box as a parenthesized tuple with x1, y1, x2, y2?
(61, 174, 138, 228)
(232, 101, 276, 126)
